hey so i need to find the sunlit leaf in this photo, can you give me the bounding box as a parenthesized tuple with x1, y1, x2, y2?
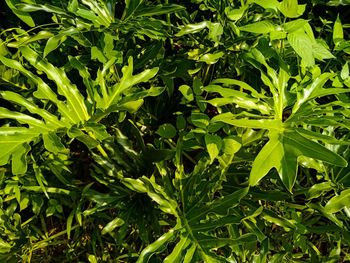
(325, 189, 350, 213)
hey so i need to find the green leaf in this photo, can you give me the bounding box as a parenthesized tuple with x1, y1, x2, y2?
(252, 0, 279, 11)
(239, 20, 276, 34)
(176, 21, 209, 37)
(270, 31, 287, 41)
(96, 57, 158, 110)
(287, 30, 315, 67)
(205, 134, 222, 163)
(101, 217, 125, 235)
(12, 143, 30, 175)
(225, 6, 246, 21)
(208, 22, 223, 42)
(136, 229, 176, 263)
(0, 90, 63, 129)
(0, 237, 12, 254)
(7, 30, 54, 48)
(222, 136, 241, 155)
(212, 114, 283, 130)
(91, 46, 107, 63)
(16, 3, 68, 15)
(291, 72, 349, 114)
(306, 182, 335, 200)
(333, 15, 344, 44)
(66, 209, 75, 239)
(312, 40, 335, 61)
(278, 0, 306, 18)
(5, 0, 35, 27)
(341, 62, 349, 80)
(211, 78, 264, 98)
(250, 130, 347, 191)
(19, 46, 90, 123)
(284, 19, 309, 33)
(187, 187, 249, 222)
(68, 127, 99, 149)
(198, 52, 224, 64)
(134, 4, 185, 17)
(179, 85, 194, 102)
(176, 115, 186, 130)
(118, 99, 144, 113)
(191, 112, 210, 129)
(31, 195, 43, 216)
(44, 34, 67, 58)
(183, 244, 196, 263)
(191, 215, 241, 232)
(0, 55, 74, 124)
(262, 211, 296, 231)
(325, 189, 350, 213)
(156, 124, 177, 139)
(88, 255, 98, 263)
(163, 235, 191, 263)
(33, 164, 49, 199)
(79, 0, 113, 26)
(198, 233, 257, 248)
(0, 128, 38, 171)
(307, 203, 343, 228)
(20, 194, 30, 211)
(296, 128, 350, 145)
(124, 0, 143, 19)
(42, 132, 66, 153)
(0, 107, 49, 130)
(204, 84, 270, 114)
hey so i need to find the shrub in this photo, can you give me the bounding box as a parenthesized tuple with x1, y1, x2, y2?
(1, 0, 350, 262)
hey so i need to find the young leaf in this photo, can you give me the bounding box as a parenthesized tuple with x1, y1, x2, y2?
(333, 15, 344, 44)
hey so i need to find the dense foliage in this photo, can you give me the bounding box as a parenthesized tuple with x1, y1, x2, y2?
(1, 0, 350, 262)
